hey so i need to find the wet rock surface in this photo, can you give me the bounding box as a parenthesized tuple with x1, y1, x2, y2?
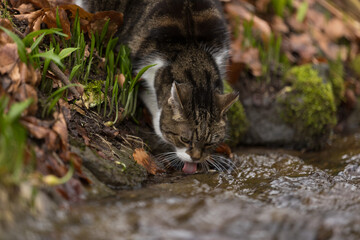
(71, 143, 148, 189)
(15, 134, 360, 240)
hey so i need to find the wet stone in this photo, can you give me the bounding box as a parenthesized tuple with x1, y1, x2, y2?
(11, 147, 360, 240)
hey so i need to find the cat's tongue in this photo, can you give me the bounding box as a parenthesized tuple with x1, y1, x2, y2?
(182, 162, 197, 174)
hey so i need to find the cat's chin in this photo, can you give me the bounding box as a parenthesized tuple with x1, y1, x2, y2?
(182, 162, 198, 174)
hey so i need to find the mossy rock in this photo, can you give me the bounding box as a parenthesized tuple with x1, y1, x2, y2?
(351, 55, 360, 77)
(224, 82, 249, 147)
(329, 60, 345, 106)
(277, 65, 337, 149)
(83, 80, 104, 108)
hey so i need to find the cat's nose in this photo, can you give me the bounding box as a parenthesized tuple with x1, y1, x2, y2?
(187, 148, 202, 161)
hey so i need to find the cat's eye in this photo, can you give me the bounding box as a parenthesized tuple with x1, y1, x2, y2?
(180, 136, 190, 144)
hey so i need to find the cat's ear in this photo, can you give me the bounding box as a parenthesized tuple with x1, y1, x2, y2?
(168, 82, 191, 121)
(216, 92, 239, 116)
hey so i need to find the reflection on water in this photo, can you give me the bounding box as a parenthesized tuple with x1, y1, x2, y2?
(13, 133, 360, 239)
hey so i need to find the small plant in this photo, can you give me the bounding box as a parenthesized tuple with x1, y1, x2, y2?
(0, 0, 13, 23)
(259, 34, 289, 82)
(104, 44, 155, 125)
(51, 11, 155, 124)
(42, 83, 80, 117)
(296, 2, 309, 22)
(0, 97, 33, 184)
(0, 26, 67, 67)
(271, 0, 293, 17)
(241, 20, 289, 81)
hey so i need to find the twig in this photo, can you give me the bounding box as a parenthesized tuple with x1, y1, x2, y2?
(49, 61, 81, 98)
(12, 27, 25, 39)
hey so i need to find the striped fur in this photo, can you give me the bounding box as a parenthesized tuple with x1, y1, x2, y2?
(78, 0, 238, 165)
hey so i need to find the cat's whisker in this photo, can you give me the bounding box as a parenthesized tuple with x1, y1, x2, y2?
(215, 157, 236, 173)
(206, 158, 222, 172)
(208, 159, 222, 172)
(155, 151, 185, 170)
(207, 155, 237, 174)
(208, 156, 224, 171)
(155, 152, 177, 158)
(200, 161, 210, 172)
(213, 155, 239, 174)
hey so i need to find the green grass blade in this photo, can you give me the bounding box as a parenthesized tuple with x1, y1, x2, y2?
(99, 19, 110, 44)
(7, 99, 33, 122)
(69, 64, 82, 82)
(32, 49, 64, 68)
(30, 33, 46, 52)
(23, 28, 66, 47)
(58, 47, 79, 60)
(55, 7, 62, 29)
(296, 2, 308, 22)
(44, 84, 81, 116)
(132, 64, 156, 88)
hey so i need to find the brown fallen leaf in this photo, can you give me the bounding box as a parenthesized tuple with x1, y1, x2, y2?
(89, 11, 123, 39)
(43, 7, 71, 39)
(52, 111, 69, 152)
(20, 119, 51, 139)
(283, 33, 317, 63)
(312, 29, 348, 61)
(225, 3, 271, 42)
(271, 16, 289, 34)
(133, 148, 165, 175)
(255, 0, 271, 12)
(48, 0, 74, 7)
(15, 3, 36, 13)
(59, 4, 93, 21)
(232, 47, 262, 77)
(0, 43, 18, 74)
(13, 0, 51, 9)
(215, 143, 232, 158)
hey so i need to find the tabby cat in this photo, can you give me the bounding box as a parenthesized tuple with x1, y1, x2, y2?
(77, 0, 238, 174)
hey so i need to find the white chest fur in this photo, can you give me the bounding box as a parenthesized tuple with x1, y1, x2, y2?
(137, 58, 167, 142)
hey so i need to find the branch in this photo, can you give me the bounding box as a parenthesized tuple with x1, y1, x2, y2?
(49, 62, 81, 98)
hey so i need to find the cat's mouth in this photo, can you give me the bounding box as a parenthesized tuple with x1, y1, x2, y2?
(182, 162, 198, 174)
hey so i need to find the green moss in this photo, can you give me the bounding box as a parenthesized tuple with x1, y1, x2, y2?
(351, 55, 360, 77)
(224, 82, 249, 147)
(278, 65, 337, 145)
(83, 80, 104, 108)
(329, 60, 345, 105)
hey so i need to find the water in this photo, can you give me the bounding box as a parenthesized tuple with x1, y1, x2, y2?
(13, 133, 360, 240)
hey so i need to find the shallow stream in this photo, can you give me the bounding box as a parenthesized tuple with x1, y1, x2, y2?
(17, 133, 360, 240)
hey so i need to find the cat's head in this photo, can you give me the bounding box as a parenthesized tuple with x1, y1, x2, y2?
(159, 81, 238, 170)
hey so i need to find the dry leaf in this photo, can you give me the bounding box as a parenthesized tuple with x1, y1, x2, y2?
(0, 43, 18, 74)
(271, 16, 289, 34)
(0, 19, 15, 44)
(43, 7, 71, 39)
(133, 148, 165, 175)
(225, 3, 271, 42)
(52, 111, 69, 151)
(89, 11, 123, 39)
(232, 47, 262, 77)
(283, 33, 317, 63)
(215, 143, 232, 158)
